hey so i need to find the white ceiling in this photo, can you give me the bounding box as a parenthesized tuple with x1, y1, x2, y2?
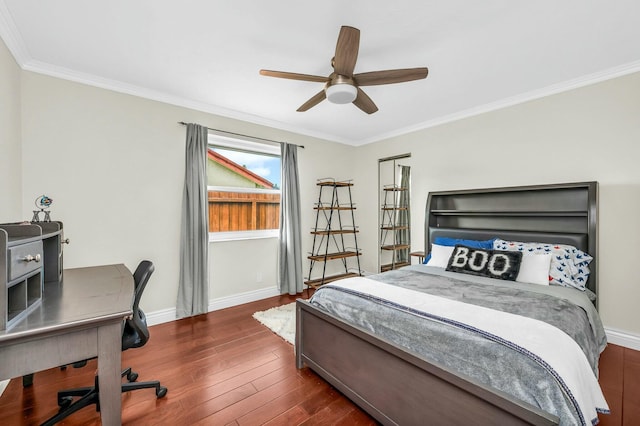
(1, 1, 639, 146)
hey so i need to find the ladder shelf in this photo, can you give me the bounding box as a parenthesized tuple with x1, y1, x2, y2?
(305, 179, 362, 289)
(380, 184, 411, 271)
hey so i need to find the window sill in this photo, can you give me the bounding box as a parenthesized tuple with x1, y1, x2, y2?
(209, 230, 279, 242)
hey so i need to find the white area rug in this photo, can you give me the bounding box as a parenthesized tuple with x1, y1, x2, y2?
(252, 302, 297, 345)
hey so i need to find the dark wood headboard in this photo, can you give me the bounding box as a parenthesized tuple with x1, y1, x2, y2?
(424, 182, 598, 296)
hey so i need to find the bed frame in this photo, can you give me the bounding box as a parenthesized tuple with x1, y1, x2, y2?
(296, 182, 598, 425)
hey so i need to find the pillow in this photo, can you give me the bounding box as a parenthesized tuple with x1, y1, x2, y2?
(572, 255, 593, 289)
(425, 244, 455, 268)
(493, 239, 593, 290)
(424, 237, 496, 264)
(515, 253, 552, 285)
(446, 245, 522, 281)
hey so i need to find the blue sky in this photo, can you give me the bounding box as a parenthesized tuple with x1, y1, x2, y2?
(214, 148, 281, 188)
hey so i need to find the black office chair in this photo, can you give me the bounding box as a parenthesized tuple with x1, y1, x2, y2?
(42, 260, 167, 426)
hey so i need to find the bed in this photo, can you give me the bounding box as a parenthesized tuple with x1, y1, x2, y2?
(295, 181, 607, 425)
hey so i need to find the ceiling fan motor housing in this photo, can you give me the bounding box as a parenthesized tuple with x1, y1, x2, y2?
(325, 75, 357, 104)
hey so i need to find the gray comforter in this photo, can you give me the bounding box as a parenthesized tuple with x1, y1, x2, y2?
(309, 265, 607, 426)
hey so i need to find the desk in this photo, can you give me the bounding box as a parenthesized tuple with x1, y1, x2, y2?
(0, 264, 134, 426)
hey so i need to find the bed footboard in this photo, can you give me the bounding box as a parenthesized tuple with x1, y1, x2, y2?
(296, 299, 558, 426)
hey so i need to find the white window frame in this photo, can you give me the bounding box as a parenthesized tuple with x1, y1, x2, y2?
(207, 132, 281, 242)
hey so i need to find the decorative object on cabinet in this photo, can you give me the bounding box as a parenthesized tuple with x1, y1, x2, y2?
(378, 154, 411, 272)
(0, 221, 65, 330)
(32, 194, 54, 222)
(305, 178, 362, 289)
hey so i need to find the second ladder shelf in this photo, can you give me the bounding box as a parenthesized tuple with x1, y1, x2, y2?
(380, 184, 411, 272)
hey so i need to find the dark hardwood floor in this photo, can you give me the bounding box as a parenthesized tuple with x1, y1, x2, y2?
(598, 343, 640, 426)
(0, 293, 637, 425)
(0, 293, 377, 425)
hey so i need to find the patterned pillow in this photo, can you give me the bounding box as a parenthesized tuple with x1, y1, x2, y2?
(446, 245, 523, 281)
(493, 239, 593, 290)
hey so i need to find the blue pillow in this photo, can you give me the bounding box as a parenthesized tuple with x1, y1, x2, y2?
(424, 237, 496, 264)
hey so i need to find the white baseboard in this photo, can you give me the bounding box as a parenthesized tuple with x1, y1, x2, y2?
(145, 307, 177, 327)
(145, 286, 280, 327)
(605, 327, 640, 351)
(0, 379, 9, 398)
(208, 286, 281, 312)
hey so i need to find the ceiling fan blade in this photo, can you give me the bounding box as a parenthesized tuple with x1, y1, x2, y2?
(297, 90, 327, 112)
(353, 88, 378, 114)
(354, 67, 429, 86)
(333, 26, 360, 77)
(259, 69, 330, 83)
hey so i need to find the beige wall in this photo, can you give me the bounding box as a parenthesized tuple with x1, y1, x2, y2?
(353, 71, 640, 335)
(0, 38, 22, 221)
(18, 71, 355, 313)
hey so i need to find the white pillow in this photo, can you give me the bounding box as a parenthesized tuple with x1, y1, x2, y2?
(516, 253, 552, 286)
(426, 244, 455, 268)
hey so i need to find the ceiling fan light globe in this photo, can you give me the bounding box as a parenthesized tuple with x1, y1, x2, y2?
(325, 83, 357, 104)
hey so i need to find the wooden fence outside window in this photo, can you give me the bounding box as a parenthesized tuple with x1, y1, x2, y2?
(208, 190, 280, 232)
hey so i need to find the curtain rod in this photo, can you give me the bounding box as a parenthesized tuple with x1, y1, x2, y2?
(378, 153, 411, 162)
(178, 122, 304, 149)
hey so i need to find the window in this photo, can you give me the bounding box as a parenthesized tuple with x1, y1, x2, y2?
(207, 133, 281, 241)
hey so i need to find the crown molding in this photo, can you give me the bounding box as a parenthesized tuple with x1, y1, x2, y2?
(354, 59, 640, 146)
(28, 56, 640, 148)
(0, 0, 30, 65)
(0, 0, 347, 145)
(20, 58, 349, 145)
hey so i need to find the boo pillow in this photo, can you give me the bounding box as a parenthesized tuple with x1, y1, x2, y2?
(446, 245, 522, 281)
(427, 244, 551, 286)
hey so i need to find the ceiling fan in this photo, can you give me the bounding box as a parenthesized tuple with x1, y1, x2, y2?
(259, 26, 429, 114)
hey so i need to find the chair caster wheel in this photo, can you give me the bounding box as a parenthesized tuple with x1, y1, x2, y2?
(58, 396, 73, 409)
(73, 360, 88, 368)
(127, 371, 138, 382)
(156, 387, 168, 398)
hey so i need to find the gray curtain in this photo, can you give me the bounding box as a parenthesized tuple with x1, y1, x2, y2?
(396, 165, 411, 264)
(278, 143, 303, 295)
(177, 123, 209, 318)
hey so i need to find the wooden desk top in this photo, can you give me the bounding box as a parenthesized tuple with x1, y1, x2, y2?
(0, 264, 134, 344)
